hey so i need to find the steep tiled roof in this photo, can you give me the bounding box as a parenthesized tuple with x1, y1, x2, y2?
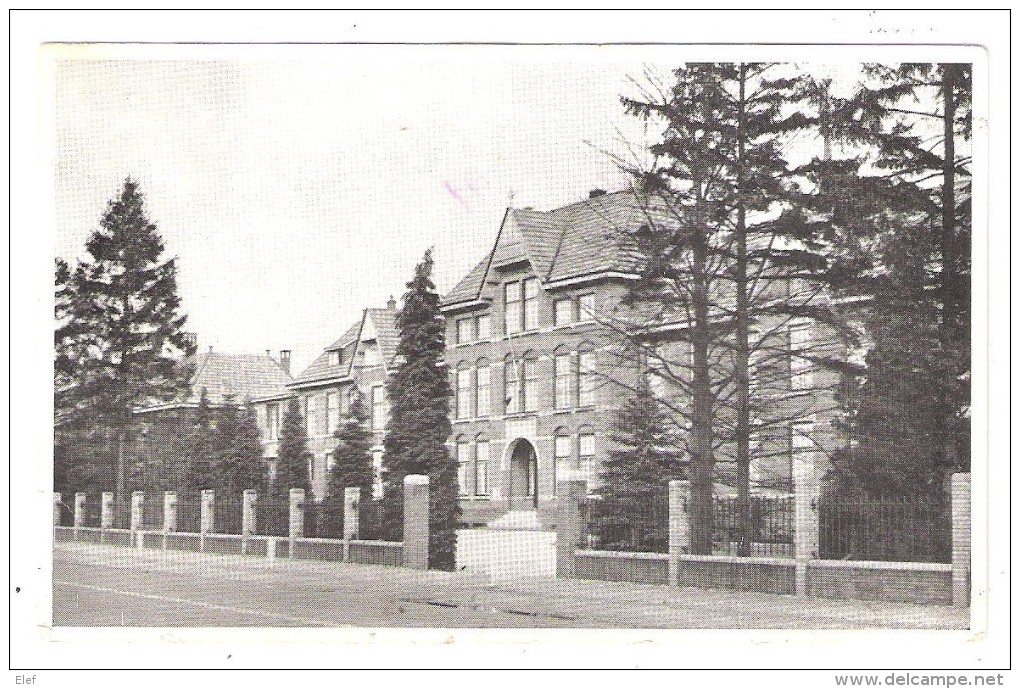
(441, 190, 644, 309)
(142, 351, 293, 409)
(366, 306, 400, 367)
(291, 302, 401, 387)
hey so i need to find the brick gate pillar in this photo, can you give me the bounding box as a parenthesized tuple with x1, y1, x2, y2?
(403, 475, 430, 570)
(200, 489, 215, 551)
(289, 488, 305, 555)
(53, 493, 62, 528)
(163, 491, 177, 550)
(793, 450, 820, 596)
(951, 473, 971, 608)
(242, 489, 257, 555)
(100, 492, 114, 533)
(74, 493, 86, 530)
(555, 478, 586, 578)
(669, 479, 692, 587)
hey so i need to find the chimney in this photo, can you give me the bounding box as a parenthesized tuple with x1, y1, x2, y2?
(387, 295, 396, 310)
(280, 350, 291, 375)
(266, 349, 271, 358)
(589, 188, 607, 199)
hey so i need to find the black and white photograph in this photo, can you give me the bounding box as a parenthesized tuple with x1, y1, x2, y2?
(9, 9, 1009, 680)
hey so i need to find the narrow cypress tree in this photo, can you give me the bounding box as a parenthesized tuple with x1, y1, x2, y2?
(182, 387, 216, 490)
(273, 397, 312, 498)
(381, 249, 458, 570)
(322, 394, 374, 537)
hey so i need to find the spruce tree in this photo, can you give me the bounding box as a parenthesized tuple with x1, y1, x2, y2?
(599, 379, 685, 551)
(322, 394, 374, 537)
(182, 387, 216, 490)
(273, 397, 312, 498)
(381, 249, 458, 570)
(60, 178, 195, 496)
(211, 397, 266, 497)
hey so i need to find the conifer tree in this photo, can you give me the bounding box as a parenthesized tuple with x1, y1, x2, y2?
(182, 387, 216, 490)
(381, 248, 458, 570)
(59, 178, 195, 496)
(598, 379, 685, 551)
(211, 398, 266, 497)
(273, 397, 312, 499)
(322, 394, 374, 537)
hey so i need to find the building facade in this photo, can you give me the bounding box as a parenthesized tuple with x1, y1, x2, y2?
(252, 301, 398, 500)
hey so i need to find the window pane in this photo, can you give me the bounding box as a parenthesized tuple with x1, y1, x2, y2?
(371, 386, 386, 430)
(477, 314, 490, 340)
(523, 358, 539, 412)
(475, 441, 489, 495)
(504, 282, 521, 335)
(554, 298, 574, 326)
(578, 293, 595, 321)
(457, 368, 472, 418)
(456, 319, 471, 344)
(325, 451, 335, 475)
(327, 392, 339, 435)
(457, 442, 471, 495)
(579, 433, 596, 487)
(476, 365, 490, 417)
(554, 434, 572, 459)
(523, 278, 539, 330)
(505, 361, 520, 413)
(554, 353, 572, 409)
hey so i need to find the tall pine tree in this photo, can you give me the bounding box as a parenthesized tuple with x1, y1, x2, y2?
(322, 394, 374, 537)
(381, 249, 458, 570)
(60, 178, 195, 496)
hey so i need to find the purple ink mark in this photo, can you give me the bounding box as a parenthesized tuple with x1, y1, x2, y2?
(444, 181, 468, 209)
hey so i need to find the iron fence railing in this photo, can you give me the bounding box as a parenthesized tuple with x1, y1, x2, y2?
(213, 495, 244, 535)
(581, 493, 670, 553)
(176, 492, 202, 533)
(255, 496, 290, 537)
(142, 492, 164, 530)
(713, 495, 794, 557)
(818, 495, 951, 563)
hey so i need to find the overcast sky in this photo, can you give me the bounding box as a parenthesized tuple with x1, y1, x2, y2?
(51, 48, 852, 373)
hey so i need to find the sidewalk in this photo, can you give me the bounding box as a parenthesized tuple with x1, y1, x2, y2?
(53, 542, 968, 629)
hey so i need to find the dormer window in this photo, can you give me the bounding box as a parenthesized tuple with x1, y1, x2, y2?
(329, 350, 343, 367)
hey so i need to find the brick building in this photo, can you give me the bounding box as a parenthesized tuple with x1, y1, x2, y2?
(251, 301, 399, 500)
(441, 190, 844, 529)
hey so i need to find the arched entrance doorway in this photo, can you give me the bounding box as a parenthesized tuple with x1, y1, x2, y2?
(506, 438, 538, 509)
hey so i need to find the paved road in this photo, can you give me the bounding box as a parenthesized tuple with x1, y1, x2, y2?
(53, 542, 967, 629)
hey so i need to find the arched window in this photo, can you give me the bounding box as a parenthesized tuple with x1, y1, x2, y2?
(456, 436, 471, 496)
(522, 350, 540, 412)
(475, 358, 490, 418)
(553, 427, 573, 495)
(577, 343, 597, 407)
(456, 362, 472, 419)
(553, 346, 573, 409)
(474, 434, 490, 496)
(504, 354, 520, 414)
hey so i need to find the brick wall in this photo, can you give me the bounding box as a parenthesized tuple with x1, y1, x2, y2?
(807, 561, 953, 605)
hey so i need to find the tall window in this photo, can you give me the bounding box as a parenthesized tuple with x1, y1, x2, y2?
(789, 319, 812, 391)
(371, 385, 386, 431)
(371, 449, 384, 499)
(554, 430, 572, 495)
(456, 366, 472, 419)
(578, 347, 596, 407)
(325, 451, 335, 476)
(523, 354, 540, 412)
(554, 298, 574, 326)
(474, 438, 489, 496)
(456, 438, 471, 496)
(504, 281, 521, 335)
(579, 430, 596, 487)
(456, 318, 473, 345)
(504, 357, 520, 414)
(477, 314, 491, 340)
(267, 403, 280, 441)
(554, 350, 572, 409)
(523, 278, 539, 330)
(578, 293, 595, 321)
(326, 392, 339, 435)
(475, 361, 490, 417)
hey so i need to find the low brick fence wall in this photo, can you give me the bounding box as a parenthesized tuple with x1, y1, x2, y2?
(676, 555, 797, 595)
(807, 559, 952, 605)
(576, 550, 669, 585)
